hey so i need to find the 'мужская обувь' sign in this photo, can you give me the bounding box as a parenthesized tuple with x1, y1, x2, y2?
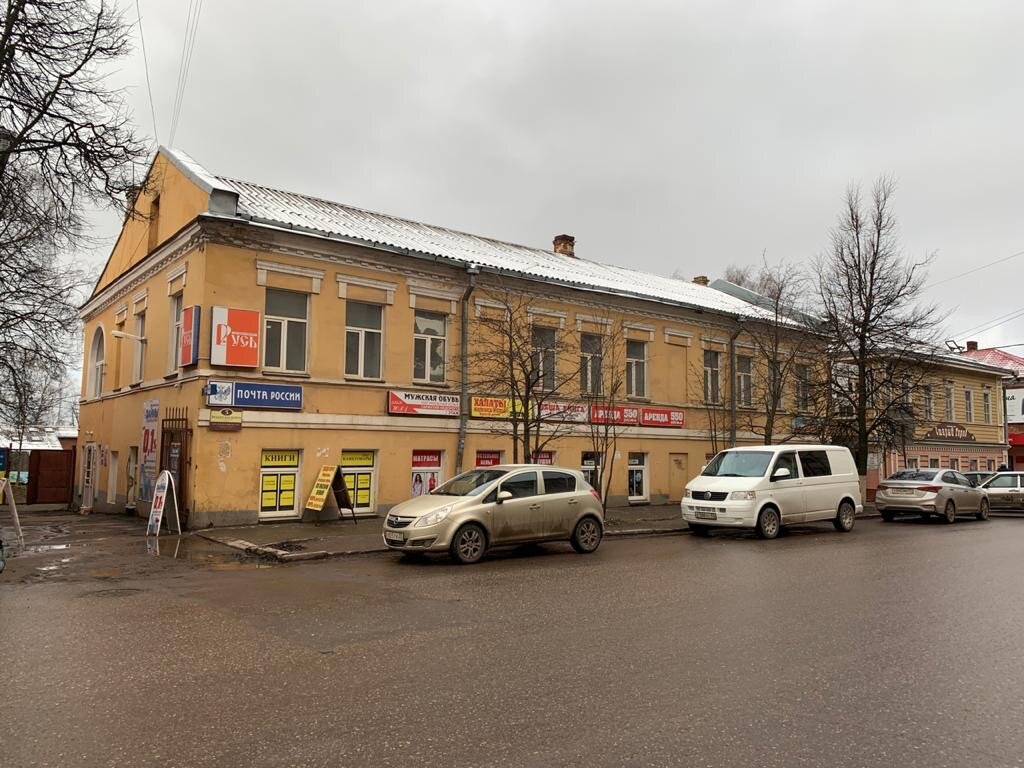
(922, 422, 976, 442)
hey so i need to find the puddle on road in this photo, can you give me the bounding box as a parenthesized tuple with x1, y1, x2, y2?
(145, 536, 276, 570)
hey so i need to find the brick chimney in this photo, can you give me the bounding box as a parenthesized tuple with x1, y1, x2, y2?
(966, 340, 979, 352)
(692, 275, 710, 286)
(553, 234, 575, 258)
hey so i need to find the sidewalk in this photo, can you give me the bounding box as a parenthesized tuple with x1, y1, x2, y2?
(195, 504, 688, 562)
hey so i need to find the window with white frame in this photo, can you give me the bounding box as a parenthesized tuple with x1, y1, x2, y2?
(907, 457, 919, 469)
(736, 355, 753, 407)
(965, 389, 974, 422)
(945, 382, 954, 420)
(89, 327, 105, 398)
(532, 326, 556, 391)
(795, 363, 813, 412)
(132, 311, 147, 384)
(168, 293, 183, 373)
(345, 301, 382, 378)
(413, 310, 446, 384)
(265, 289, 309, 372)
(580, 333, 603, 395)
(949, 457, 960, 471)
(704, 349, 721, 404)
(923, 385, 934, 421)
(626, 340, 647, 398)
(983, 389, 992, 424)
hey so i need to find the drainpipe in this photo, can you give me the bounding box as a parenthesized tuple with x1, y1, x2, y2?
(729, 322, 744, 448)
(455, 264, 480, 473)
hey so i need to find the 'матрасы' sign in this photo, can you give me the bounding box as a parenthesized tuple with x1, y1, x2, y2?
(206, 381, 303, 410)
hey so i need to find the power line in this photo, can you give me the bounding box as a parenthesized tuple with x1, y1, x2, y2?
(926, 249, 1024, 289)
(168, 0, 204, 147)
(956, 305, 1024, 337)
(955, 306, 1024, 340)
(135, 0, 159, 147)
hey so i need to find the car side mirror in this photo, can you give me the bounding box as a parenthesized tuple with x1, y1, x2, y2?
(496, 490, 513, 504)
(771, 467, 791, 481)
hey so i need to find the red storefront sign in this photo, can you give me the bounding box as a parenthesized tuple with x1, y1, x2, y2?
(639, 407, 685, 428)
(411, 450, 442, 468)
(1009, 433, 1024, 446)
(211, 306, 260, 367)
(179, 305, 201, 367)
(476, 451, 502, 467)
(589, 405, 640, 425)
(388, 390, 460, 417)
(532, 451, 555, 466)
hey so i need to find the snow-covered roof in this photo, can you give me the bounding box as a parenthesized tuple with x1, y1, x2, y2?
(0, 426, 64, 451)
(162, 147, 777, 321)
(961, 347, 1024, 377)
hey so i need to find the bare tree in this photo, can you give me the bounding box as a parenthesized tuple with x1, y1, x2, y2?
(814, 176, 941, 474)
(0, 347, 62, 477)
(0, 0, 147, 371)
(579, 314, 629, 502)
(468, 286, 588, 464)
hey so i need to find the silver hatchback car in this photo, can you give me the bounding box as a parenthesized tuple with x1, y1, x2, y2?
(876, 469, 989, 523)
(382, 465, 605, 564)
(980, 472, 1024, 510)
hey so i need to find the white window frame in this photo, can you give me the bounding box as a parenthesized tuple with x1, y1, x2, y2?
(345, 301, 383, 380)
(964, 389, 974, 422)
(412, 310, 446, 384)
(945, 382, 954, 421)
(626, 340, 648, 398)
(132, 310, 147, 384)
(736, 355, 753, 407)
(580, 332, 603, 396)
(264, 289, 309, 373)
(983, 390, 992, 424)
(168, 292, 183, 374)
(627, 452, 649, 502)
(532, 325, 557, 392)
(949, 457, 960, 471)
(89, 327, 105, 398)
(923, 385, 934, 421)
(703, 349, 721, 404)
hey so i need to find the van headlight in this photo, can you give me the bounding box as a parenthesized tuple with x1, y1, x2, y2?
(729, 491, 756, 501)
(415, 505, 454, 527)
(683, 489, 692, 498)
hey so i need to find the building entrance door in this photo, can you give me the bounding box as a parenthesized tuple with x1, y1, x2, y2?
(669, 453, 688, 502)
(160, 407, 192, 528)
(82, 444, 97, 510)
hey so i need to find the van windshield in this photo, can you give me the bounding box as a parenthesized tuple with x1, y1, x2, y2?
(701, 451, 773, 478)
(430, 469, 507, 496)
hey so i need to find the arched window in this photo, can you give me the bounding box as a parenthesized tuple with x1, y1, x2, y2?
(90, 327, 105, 398)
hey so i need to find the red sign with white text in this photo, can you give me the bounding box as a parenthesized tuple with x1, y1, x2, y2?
(179, 306, 200, 367)
(639, 407, 685, 428)
(411, 450, 442, 468)
(532, 451, 555, 466)
(476, 451, 502, 467)
(589, 405, 640, 425)
(211, 307, 260, 367)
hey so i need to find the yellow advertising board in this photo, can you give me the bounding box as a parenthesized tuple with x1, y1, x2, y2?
(470, 396, 527, 419)
(305, 464, 338, 512)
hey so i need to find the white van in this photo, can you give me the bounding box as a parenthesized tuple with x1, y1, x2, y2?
(681, 445, 863, 539)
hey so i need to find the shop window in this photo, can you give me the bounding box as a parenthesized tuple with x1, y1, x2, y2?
(413, 311, 446, 384)
(581, 451, 602, 488)
(259, 450, 300, 519)
(627, 452, 648, 502)
(265, 289, 308, 372)
(89, 328, 105, 398)
(411, 450, 442, 497)
(703, 350, 721, 404)
(532, 326, 556, 391)
(341, 450, 376, 513)
(580, 333, 603, 395)
(345, 302, 383, 379)
(736, 355, 753, 407)
(626, 340, 647, 398)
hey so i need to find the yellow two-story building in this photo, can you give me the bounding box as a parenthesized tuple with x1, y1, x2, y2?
(76, 148, 815, 527)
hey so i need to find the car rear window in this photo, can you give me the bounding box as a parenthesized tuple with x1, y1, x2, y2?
(542, 471, 576, 494)
(888, 470, 940, 482)
(798, 451, 832, 477)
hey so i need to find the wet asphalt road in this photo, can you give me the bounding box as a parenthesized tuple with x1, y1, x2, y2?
(3, 515, 1024, 768)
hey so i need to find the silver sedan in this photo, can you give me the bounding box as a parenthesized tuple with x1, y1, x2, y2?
(876, 469, 989, 523)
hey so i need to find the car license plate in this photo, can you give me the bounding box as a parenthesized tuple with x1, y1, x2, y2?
(384, 531, 404, 543)
(695, 508, 717, 520)
(891, 488, 913, 495)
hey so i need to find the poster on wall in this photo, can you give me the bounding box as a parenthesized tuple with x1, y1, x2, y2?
(411, 450, 442, 496)
(140, 399, 160, 501)
(210, 306, 260, 367)
(1006, 388, 1024, 424)
(388, 390, 460, 417)
(179, 305, 201, 367)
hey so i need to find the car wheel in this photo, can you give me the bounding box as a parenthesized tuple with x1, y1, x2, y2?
(943, 500, 957, 524)
(756, 507, 781, 539)
(976, 498, 990, 521)
(880, 510, 895, 522)
(449, 523, 486, 564)
(689, 523, 711, 537)
(570, 516, 603, 554)
(833, 500, 856, 532)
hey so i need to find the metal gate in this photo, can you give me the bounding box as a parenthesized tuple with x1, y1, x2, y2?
(27, 449, 75, 505)
(160, 407, 192, 528)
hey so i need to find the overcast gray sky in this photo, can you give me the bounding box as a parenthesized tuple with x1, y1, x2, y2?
(96, 0, 1024, 350)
